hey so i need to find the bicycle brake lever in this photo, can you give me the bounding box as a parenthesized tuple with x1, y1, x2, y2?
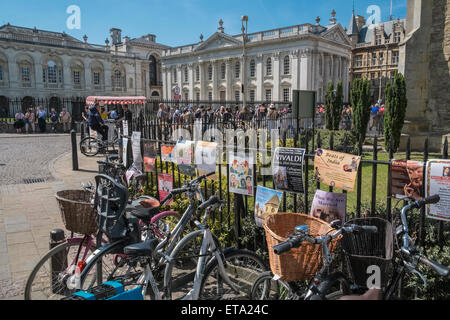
(404, 261, 428, 288)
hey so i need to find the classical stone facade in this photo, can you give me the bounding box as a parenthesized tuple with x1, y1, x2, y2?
(160, 13, 352, 104)
(0, 24, 168, 110)
(347, 12, 406, 103)
(399, 0, 450, 151)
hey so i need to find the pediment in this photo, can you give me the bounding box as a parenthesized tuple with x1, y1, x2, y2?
(322, 25, 352, 46)
(194, 32, 242, 52)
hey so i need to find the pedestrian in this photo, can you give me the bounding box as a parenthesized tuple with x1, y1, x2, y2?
(50, 108, 59, 133)
(37, 106, 47, 133)
(60, 108, 71, 133)
(108, 107, 119, 120)
(88, 103, 108, 142)
(82, 105, 90, 122)
(370, 104, 380, 131)
(26, 108, 36, 133)
(14, 110, 25, 133)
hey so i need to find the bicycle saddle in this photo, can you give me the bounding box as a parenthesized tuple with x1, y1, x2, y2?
(126, 197, 161, 223)
(123, 239, 158, 257)
(107, 154, 119, 162)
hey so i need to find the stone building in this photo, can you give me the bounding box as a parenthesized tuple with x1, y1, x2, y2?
(160, 12, 352, 104)
(399, 0, 450, 152)
(347, 11, 406, 103)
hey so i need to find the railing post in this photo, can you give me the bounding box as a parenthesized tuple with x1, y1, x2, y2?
(371, 137, 378, 216)
(419, 137, 429, 248)
(71, 129, 78, 171)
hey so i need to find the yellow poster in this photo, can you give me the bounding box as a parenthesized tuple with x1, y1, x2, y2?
(314, 149, 361, 192)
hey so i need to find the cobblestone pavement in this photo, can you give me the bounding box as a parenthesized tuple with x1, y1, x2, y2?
(0, 134, 72, 185)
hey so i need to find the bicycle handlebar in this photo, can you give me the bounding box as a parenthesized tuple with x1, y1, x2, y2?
(418, 255, 450, 277)
(413, 195, 440, 210)
(198, 195, 220, 211)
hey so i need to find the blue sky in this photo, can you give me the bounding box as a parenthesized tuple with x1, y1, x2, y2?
(0, 0, 407, 47)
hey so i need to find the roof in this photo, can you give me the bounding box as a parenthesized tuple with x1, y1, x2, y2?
(86, 96, 147, 105)
(358, 18, 405, 43)
(347, 11, 359, 35)
(0, 23, 83, 43)
(129, 36, 171, 49)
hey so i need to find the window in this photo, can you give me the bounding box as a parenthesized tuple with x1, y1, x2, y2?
(47, 61, 57, 83)
(394, 31, 401, 43)
(319, 58, 323, 75)
(93, 72, 100, 85)
(208, 91, 212, 101)
(266, 57, 272, 76)
(184, 92, 189, 101)
(113, 70, 123, 88)
(73, 71, 80, 84)
(249, 59, 256, 78)
(195, 91, 200, 101)
(21, 66, 30, 82)
(371, 72, 376, 80)
(0, 65, 3, 81)
(235, 90, 240, 101)
(184, 67, 188, 83)
(283, 55, 290, 75)
(208, 65, 213, 81)
(129, 77, 133, 89)
(195, 66, 200, 82)
(173, 69, 177, 83)
(235, 62, 240, 78)
(375, 34, 382, 45)
(354, 55, 363, 67)
(221, 63, 226, 80)
(392, 51, 399, 64)
(265, 89, 272, 101)
(249, 89, 255, 102)
(371, 53, 377, 66)
(283, 88, 290, 102)
(379, 52, 384, 65)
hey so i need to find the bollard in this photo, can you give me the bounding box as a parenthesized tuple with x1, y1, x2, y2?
(80, 122, 85, 141)
(50, 229, 66, 294)
(71, 129, 79, 171)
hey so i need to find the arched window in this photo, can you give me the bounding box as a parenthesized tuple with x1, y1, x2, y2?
(113, 70, 123, 88)
(195, 65, 200, 82)
(220, 63, 226, 80)
(283, 56, 290, 75)
(129, 77, 134, 89)
(149, 55, 157, 86)
(173, 68, 177, 83)
(235, 62, 240, 78)
(47, 61, 58, 83)
(266, 57, 272, 76)
(208, 65, 213, 81)
(0, 65, 3, 81)
(250, 59, 256, 78)
(184, 67, 188, 83)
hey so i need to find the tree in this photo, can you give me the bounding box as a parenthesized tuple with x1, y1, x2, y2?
(324, 82, 335, 130)
(333, 80, 344, 130)
(384, 71, 407, 155)
(351, 78, 371, 151)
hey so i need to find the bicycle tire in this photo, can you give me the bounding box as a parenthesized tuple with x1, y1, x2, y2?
(250, 271, 301, 300)
(198, 248, 268, 300)
(80, 137, 101, 157)
(24, 240, 97, 300)
(308, 272, 351, 300)
(151, 211, 182, 242)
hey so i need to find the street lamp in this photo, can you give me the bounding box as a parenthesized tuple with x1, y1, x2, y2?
(241, 15, 248, 111)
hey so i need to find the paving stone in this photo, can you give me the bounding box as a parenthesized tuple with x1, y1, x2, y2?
(4, 216, 27, 225)
(6, 231, 34, 245)
(5, 223, 31, 234)
(9, 255, 40, 274)
(8, 243, 38, 257)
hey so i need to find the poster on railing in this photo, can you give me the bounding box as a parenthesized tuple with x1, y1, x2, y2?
(229, 153, 254, 196)
(391, 160, 424, 199)
(314, 149, 361, 192)
(131, 132, 142, 171)
(254, 186, 283, 227)
(122, 137, 128, 168)
(161, 144, 175, 163)
(123, 120, 129, 137)
(195, 141, 218, 180)
(272, 147, 305, 194)
(310, 189, 346, 223)
(158, 173, 174, 205)
(175, 140, 196, 176)
(143, 141, 158, 173)
(425, 160, 450, 222)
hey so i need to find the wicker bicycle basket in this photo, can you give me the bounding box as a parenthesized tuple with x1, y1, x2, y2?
(264, 213, 342, 282)
(341, 217, 394, 289)
(55, 190, 98, 235)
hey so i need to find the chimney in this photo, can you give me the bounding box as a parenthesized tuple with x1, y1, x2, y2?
(110, 28, 122, 45)
(144, 34, 156, 42)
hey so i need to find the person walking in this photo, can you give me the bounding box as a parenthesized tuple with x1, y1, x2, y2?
(60, 108, 71, 133)
(50, 108, 59, 133)
(26, 108, 36, 133)
(88, 103, 108, 142)
(14, 110, 25, 133)
(37, 106, 47, 133)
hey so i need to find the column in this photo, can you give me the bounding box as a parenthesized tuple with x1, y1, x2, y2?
(273, 53, 280, 101)
(33, 52, 44, 90)
(299, 50, 311, 90)
(199, 61, 206, 100)
(291, 50, 299, 91)
(212, 60, 217, 100)
(226, 59, 233, 100)
(256, 54, 263, 101)
(161, 66, 167, 99)
(62, 56, 72, 91)
(176, 65, 182, 96)
(84, 58, 92, 92)
(189, 63, 195, 100)
(104, 62, 112, 93)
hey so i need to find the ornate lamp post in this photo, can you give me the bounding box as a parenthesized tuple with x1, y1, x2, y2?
(241, 15, 248, 111)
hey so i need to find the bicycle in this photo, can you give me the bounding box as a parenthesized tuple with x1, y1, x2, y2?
(80, 120, 121, 157)
(73, 172, 267, 300)
(250, 222, 378, 300)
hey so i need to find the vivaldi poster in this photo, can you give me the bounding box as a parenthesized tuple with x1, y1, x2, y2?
(272, 147, 305, 194)
(229, 153, 254, 196)
(310, 189, 347, 223)
(425, 159, 450, 222)
(254, 186, 283, 227)
(175, 140, 196, 176)
(391, 160, 424, 199)
(195, 141, 217, 179)
(158, 173, 174, 205)
(314, 149, 361, 192)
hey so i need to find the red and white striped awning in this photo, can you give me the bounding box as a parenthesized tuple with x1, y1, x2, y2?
(86, 96, 147, 105)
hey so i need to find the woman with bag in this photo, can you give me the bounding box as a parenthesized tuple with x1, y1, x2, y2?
(14, 110, 25, 133)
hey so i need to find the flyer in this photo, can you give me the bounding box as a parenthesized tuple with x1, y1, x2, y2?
(254, 186, 283, 227)
(425, 159, 450, 222)
(131, 132, 142, 171)
(195, 141, 218, 179)
(143, 157, 156, 173)
(161, 144, 175, 163)
(310, 189, 347, 223)
(122, 137, 128, 168)
(143, 141, 158, 173)
(229, 153, 254, 196)
(272, 147, 305, 194)
(175, 140, 196, 176)
(314, 149, 361, 192)
(158, 173, 174, 205)
(391, 159, 424, 199)
(123, 120, 129, 137)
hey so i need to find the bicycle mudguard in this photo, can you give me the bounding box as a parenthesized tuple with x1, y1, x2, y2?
(62, 281, 124, 300)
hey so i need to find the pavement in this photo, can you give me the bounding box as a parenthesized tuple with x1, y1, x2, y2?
(0, 134, 102, 300)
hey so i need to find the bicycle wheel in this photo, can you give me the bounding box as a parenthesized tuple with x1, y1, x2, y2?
(24, 240, 97, 300)
(309, 272, 351, 300)
(151, 212, 182, 242)
(80, 137, 101, 157)
(250, 271, 303, 300)
(198, 248, 268, 300)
